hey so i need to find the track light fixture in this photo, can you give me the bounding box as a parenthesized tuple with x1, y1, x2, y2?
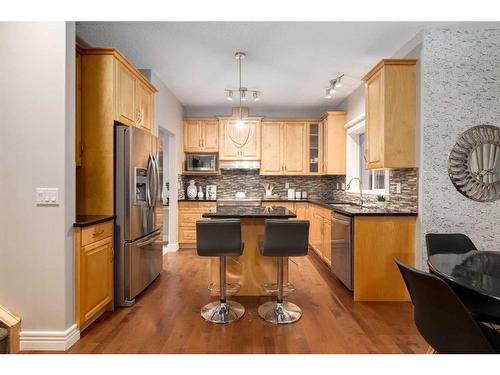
(324, 74, 344, 99)
(224, 52, 261, 116)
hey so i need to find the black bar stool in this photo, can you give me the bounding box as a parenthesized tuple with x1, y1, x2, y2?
(258, 219, 309, 324)
(196, 219, 245, 324)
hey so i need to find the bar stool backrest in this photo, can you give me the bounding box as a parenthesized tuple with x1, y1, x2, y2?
(261, 219, 309, 257)
(425, 233, 477, 257)
(394, 257, 495, 354)
(196, 219, 243, 257)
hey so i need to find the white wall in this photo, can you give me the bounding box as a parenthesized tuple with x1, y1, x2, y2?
(184, 105, 338, 119)
(150, 72, 185, 248)
(0, 22, 77, 350)
(338, 84, 365, 122)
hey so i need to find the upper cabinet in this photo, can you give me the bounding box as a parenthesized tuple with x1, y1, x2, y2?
(114, 59, 156, 132)
(219, 118, 261, 160)
(183, 118, 219, 153)
(322, 112, 346, 175)
(362, 59, 417, 169)
(260, 120, 307, 175)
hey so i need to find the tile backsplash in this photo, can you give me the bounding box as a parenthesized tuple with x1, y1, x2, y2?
(179, 168, 418, 212)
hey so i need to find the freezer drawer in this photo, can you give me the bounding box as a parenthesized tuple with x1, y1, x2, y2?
(124, 230, 163, 300)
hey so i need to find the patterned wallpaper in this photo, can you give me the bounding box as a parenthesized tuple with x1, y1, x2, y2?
(421, 26, 500, 263)
(179, 168, 418, 211)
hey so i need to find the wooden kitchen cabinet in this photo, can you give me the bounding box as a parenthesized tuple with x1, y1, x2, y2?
(308, 203, 332, 266)
(322, 112, 346, 175)
(135, 80, 154, 132)
(260, 121, 283, 174)
(219, 119, 261, 160)
(115, 61, 136, 126)
(178, 201, 217, 248)
(183, 119, 219, 153)
(260, 120, 307, 175)
(362, 59, 417, 169)
(307, 122, 322, 175)
(75, 47, 82, 167)
(77, 47, 157, 216)
(75, 220, 114, 327)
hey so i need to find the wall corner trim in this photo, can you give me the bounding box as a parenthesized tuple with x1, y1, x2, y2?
(164, 243, 179, 254)
(344, 114, 365, 129)
(19, 324, 80, 351)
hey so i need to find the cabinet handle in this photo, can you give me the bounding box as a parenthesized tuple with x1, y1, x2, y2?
(93, 229, 105, 237)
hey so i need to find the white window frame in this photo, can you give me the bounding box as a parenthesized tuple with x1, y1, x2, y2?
(345, 117, 389, 196)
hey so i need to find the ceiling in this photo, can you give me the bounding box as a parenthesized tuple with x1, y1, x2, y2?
(76, 22, 438, 114)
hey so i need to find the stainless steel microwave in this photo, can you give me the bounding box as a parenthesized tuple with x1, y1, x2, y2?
(186, 153, 218, 171)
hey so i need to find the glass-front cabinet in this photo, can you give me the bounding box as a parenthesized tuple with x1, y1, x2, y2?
(307, 122, 322, 175)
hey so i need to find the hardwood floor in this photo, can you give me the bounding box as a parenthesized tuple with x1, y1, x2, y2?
(67, 249, 427, 354)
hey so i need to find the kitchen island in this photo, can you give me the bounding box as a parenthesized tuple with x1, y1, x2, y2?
(202, 206, 296, 296)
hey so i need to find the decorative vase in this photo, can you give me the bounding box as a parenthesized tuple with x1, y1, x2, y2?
(376, 201, 385, 209)
(187, 180, 197, 200)
(197, 186, 204, 200)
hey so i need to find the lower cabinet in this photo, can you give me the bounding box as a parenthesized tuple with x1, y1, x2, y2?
(309, 204, 332, 266)
(178, 201, 217, 248)
(75, 220, 114, 327)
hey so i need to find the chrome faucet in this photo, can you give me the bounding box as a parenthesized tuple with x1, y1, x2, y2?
(346, 177, 365, 207)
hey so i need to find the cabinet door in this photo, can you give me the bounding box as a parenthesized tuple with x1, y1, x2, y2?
(76, 50, 82, 166)
(241, 120, 261, 159)
(115, 62, 136, 126)
(220, 120, 260, 160)
(184, 120, 203, 152)
(79, 236, 113, 324)
(260, 121, 283, 175)
(283, 122, 307, 174)
(295, 203, 308, 220)
(307, 123, 322, 175)
(322, 218, 332, 266)
(311, 210, 323, 255)
(365, 70, 384, 169)
(135, 80, 153, 132)
(202, 120, 219, 152)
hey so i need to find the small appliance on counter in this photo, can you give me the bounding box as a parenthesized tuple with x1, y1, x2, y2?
(287, 188, 296, 199)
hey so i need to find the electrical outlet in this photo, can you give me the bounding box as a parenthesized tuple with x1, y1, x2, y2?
(395, 183, 402, 194)
(36, 188, 59, 205)
(285, 182, 290, 189)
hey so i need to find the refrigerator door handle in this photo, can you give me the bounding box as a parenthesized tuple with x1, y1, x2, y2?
(153, 154, 160, 203)
(146, 154, 154, 208)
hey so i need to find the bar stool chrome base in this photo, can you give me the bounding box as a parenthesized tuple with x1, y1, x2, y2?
(258, 300, 302, 324)
(201, 300, 245, 324)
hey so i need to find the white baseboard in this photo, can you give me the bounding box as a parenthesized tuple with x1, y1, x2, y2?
(163, 242, 179, 254)
(20, 323, 80, 351)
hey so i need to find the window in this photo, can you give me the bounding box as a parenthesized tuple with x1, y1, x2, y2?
(346, 120, 388, 195)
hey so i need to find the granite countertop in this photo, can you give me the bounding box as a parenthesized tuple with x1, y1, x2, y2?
(202, 206, 296, 219)
(179, 197, 417, 217)
(74, 215, 115, 227)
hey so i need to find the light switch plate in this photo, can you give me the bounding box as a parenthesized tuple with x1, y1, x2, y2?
(36, 188, 60, 205)
(395, 183, 402, 194)
(285, 182, 290, 189)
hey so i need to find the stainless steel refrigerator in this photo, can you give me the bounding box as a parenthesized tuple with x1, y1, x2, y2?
(115, 125, 163, 306)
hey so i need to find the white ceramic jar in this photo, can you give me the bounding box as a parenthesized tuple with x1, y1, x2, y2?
(187, 180, 197, 199)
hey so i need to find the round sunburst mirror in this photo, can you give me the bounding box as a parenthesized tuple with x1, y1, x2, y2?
(448, 125, 500, 202)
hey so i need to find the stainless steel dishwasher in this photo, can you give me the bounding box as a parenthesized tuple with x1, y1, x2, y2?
(331, 211, 353, 290)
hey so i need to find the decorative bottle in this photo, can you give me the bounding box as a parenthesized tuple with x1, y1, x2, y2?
(197, 186, 204, 200)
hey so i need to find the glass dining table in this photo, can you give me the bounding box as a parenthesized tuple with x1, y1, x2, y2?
(427, 250, 500, 301)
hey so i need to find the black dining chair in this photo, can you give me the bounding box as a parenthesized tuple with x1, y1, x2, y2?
(394, 257, 500, 354)
(426, 233, 500, 326)
(425, 233, 477, 257)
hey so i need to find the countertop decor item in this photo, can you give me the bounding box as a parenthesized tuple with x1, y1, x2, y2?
(448, 125, 500, 202)
(197, 186, 204, 200)
(262, 182, 275, 197)
(206, 185, 217, 200)
(187, 179, 197, 199)
(376, 195, 387, 209)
